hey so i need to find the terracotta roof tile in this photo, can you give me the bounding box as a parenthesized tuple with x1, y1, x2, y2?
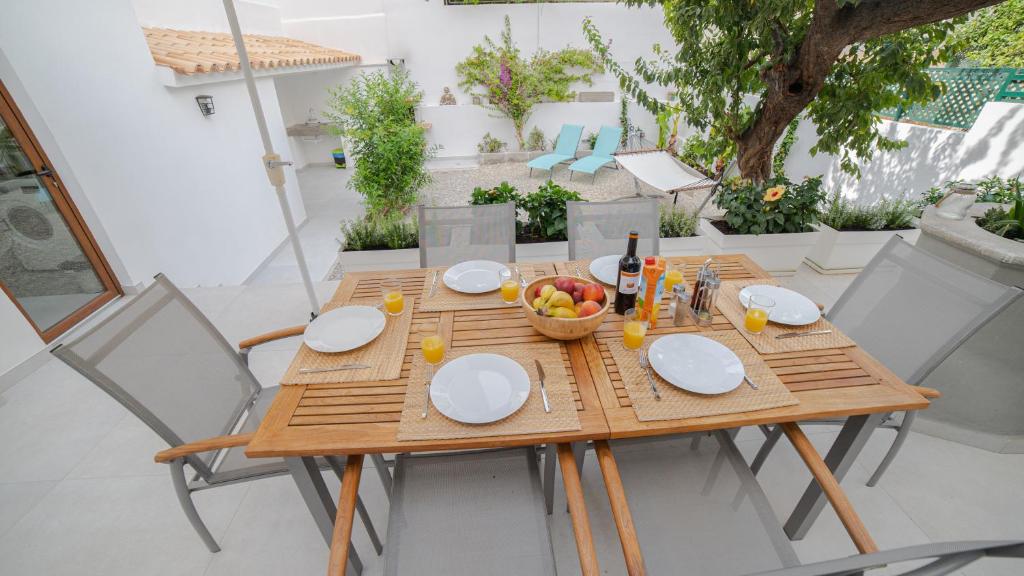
(143, 27, 360, 75)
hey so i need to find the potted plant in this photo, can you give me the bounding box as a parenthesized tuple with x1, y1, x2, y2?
(468, 180, 584, 261)
(659, 205, 706, 255)
(337, 214, 420, 271)
(700, 176, 825, 274)
(805, 192, 920, 273)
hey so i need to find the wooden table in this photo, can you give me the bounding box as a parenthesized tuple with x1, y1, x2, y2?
(247, 255, 932, 575)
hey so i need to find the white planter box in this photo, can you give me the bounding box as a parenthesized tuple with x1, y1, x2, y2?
(805, 224, 921, 274)
(339, 247, 420, 272)
(700, 218, 821, 275)
(660, 234, 707, 256)
(478, 151, 538, 164)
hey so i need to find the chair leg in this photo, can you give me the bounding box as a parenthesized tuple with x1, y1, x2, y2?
(569, 171, 574, 181)
(529, 168, 533, 177)
(544, 444, 556, 515)
(751, 425, 784, 476)
(169, 459, 221, 553)
(867, 411, 915, 487)
(370, 453, 392, 501)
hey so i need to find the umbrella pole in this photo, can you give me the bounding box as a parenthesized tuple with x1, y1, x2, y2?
(222, 0, 320, 320)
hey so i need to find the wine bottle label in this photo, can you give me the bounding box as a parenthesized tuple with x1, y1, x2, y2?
(618, 270, 640, 294)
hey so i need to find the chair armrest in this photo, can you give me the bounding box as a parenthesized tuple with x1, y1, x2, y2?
(238, 325, 306, 351)
(154, 432, 255, 463)
(917, 386, 942, 399)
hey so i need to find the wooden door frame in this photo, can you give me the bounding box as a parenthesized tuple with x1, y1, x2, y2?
(0, 78, 121, 342)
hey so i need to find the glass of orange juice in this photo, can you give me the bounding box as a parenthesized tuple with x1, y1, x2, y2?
(419, 324, 446, 366)
(381, 279, 404, 316)
(498, 268, 520, 305)
(664, 263, 684, 296)
(744, 294, 774, 334)
(623, 308, 648, 351)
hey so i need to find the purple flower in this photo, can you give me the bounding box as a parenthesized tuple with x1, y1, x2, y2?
(499, 60, 512, 88)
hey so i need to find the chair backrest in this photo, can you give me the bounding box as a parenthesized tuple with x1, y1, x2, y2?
(593, 125, 623, 158)
(828, 236, 1022, 385)
(553, 124, 584, 157)
(417, 202, 517, 267)
(52, 274, 261, 479)
(566, 199, 659, 261)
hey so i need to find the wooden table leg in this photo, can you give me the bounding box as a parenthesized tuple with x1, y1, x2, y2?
(781, 423, 878, 554)
(594, 440, 646, 575)
(557, 443, 600, 575)
(328, 454, 365, 576)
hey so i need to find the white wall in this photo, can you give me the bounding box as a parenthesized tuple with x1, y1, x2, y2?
(0, 0, 305, 289)
(0, 294, 44, 378)
(133, 0, 284, 35)
(784, 102, 1024, 203)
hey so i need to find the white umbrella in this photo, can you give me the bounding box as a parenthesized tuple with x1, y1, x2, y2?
(222, 0, 320, 319)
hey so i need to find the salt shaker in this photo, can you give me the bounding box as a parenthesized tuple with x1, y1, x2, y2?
(693, 275, 720, 327)
(669, 284, 692, 326)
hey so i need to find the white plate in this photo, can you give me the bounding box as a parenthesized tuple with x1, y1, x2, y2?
(738, 285, 821, 326)
(648, 334, 745, 395)
(443, 260, 510, 294)
(589, 254, 622, 285)
(304, 306, 386, 353)
(429, 353, 531, 424)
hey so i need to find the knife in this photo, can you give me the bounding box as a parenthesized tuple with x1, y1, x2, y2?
(427, 270, 439, 299)
(298, 363, 371, 374)
(534, 359, 551, 413)
(775, 329, 833, 339)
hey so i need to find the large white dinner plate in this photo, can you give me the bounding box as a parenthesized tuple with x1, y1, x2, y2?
(304, 306, 386, 353)
(589, 254, 621, 285)
(648, 334, 745, 395)
(430, 353, 530, 424)
(442, 260, 509, 294)
(738, 285, 821, 326)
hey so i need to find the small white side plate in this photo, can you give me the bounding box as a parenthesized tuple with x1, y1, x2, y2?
(738, 285, 821, 326)
(647, 334, 745, 395)
(443, 260, 509, 294)
(304, 306, 386, 353)
(589, 254, 622, 286)
(430, 354, 531, 424)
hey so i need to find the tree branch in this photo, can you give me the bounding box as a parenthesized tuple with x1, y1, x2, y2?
(834, 0, 1002, 45)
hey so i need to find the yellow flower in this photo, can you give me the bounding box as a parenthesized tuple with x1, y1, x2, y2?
(763, 185, 785, 202)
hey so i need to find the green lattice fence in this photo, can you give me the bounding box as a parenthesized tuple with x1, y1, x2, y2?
(880, 67, 1024, 129)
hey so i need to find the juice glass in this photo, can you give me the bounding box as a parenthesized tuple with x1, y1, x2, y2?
(664, 264, 684, 296)
(498, 268, 520, 305)
(622, 308, 648, 351)
(744, 294, 774, 334)
(381, 279, 404, 316)
(419, 324, 446, 366)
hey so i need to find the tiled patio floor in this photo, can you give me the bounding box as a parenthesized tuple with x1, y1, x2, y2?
(1, 277, 1021, 575)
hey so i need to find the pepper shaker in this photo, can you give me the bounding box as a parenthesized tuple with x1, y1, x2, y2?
(669, 284, 693, 326)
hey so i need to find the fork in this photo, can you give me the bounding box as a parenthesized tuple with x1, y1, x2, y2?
(638, 346, 661, 400)
(421, 363, 434, 419)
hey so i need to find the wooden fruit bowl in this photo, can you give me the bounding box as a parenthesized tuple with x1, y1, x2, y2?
(520, 275, 611, 340)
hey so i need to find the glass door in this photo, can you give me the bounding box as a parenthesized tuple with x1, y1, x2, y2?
(0, 80, 119, 341)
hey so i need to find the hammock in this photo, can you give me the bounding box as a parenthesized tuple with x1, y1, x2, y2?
(614, 149, 725, 210)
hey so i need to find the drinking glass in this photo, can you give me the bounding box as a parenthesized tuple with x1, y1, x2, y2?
(622, 308, 648, 351)
(419, 324, 446, 366)
(664, 263, 684, 296)
(744, 294, 774, 334)
(381, 279, 404, 316)
(498, 268, 520, 305)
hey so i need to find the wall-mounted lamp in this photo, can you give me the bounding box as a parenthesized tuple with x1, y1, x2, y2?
(195, 95, 215, 117)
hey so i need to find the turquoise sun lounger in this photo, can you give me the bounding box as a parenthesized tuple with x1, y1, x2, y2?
(527, 124, 584, 176)
(569, 125, 622, 182)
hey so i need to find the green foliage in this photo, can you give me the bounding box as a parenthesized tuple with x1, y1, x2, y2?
(714, 176, 826, 235)
(341, 215, 418, 251)
(950, 0, 1024, 67)
(977, 181, 1024, 240)
(470, 181, 522, 206)
(325, 70, 434, 219)
(520, 180, 583, 240)
(584, 132, 598, 150)
(920, 176, 1024, 211)
(619, 97, 631, 147)
(526, 126, 547, 152)
(456, 15, 603, 149)
(678, 131, 736, 177)
(583, 5, 965, 179)
(820, 191, 917, 231)
(478, 132, 508, 154)
(772, 120, 800, 178)
(659, 205, 698, 238)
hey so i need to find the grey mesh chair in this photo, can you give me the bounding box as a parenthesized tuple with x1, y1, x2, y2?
(744, 540, 1024, 575)
(418, 203, 516, 267)
(566, 198, 659, 261)
(51, 274, 382, 570)
(380, 448, 556, 575)
(753, 236, 1022, 486)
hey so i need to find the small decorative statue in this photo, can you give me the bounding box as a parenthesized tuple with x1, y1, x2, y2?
(439, 87, 457, 106)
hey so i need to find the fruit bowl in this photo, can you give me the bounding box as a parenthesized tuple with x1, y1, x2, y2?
(521, 275, 611, 340)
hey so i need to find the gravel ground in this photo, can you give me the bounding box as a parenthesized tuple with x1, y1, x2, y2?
(419, 161, 720, 217)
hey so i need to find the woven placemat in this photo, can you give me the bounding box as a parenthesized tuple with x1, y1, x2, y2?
(608, 331, 798, 422)
(397, 342, 581, 441)
(717, 279, 856, 354)
(280, 297, 415, 385)
(419, 267, 522, 312)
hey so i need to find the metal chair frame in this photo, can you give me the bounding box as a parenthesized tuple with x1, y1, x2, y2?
(417, 202, 517, 268)
(566, 198, 660, 261)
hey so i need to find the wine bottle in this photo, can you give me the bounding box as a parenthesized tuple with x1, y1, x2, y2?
(614, 231, 642, 315)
